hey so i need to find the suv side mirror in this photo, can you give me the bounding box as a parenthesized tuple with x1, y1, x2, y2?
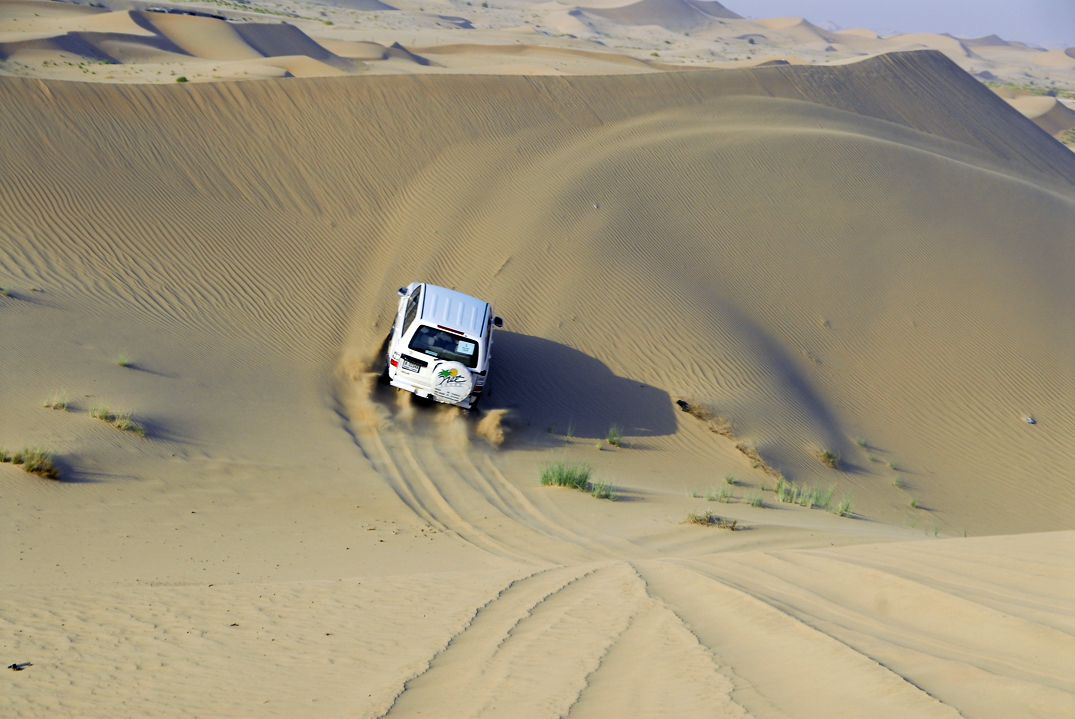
(397, 287, 407, 297)
(493, 316, 504, 328)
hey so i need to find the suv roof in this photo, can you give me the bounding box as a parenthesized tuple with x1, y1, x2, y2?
(418, 284, 489, 337)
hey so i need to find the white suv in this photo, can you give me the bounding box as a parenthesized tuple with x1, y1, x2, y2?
(380, 282, 503, 410)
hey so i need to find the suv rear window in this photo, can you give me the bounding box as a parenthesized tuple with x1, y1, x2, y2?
(409, 325, 479, 368)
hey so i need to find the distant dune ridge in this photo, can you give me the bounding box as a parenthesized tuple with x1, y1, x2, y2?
(2, 31, 1075, 719)
(0, 5, 388, 78)
(578, 0, 741, 31)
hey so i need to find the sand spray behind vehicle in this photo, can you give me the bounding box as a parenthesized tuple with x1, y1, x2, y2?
(335, 352, 511, 449)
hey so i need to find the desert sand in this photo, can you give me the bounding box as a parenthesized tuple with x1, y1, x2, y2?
(2, 0, 1075, 717)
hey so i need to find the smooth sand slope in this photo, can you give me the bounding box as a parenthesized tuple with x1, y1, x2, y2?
(2, 51, 1075, 716)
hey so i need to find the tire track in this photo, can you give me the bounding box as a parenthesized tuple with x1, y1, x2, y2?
(633, 559, 964, 719)
(384, 561, 642, 719)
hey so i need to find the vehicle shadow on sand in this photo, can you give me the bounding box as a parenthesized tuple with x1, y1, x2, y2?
(482, 332, 676, 440)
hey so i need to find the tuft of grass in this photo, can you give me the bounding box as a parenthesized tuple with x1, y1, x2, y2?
(707, 486, 734, 502)
(816, 485, 835, 507)
(0, 287, 12, 297)
(892, 475, 905, 489)
(564, 422, 574, 441)
(112, 412, 145, 437)
(854, 437, 868, 448)
(909, 497, 918, 509)
(888, 461, 899, 471)
(9, 446, 59, 479)
(540, 460, 591, 490)
(834, 496, 852, 517)
(745, 491, 764, 507)
(589, 481, 616, 500)
(725, 474, 735, 485)
(0, 447, 10, 462)
(90, 403, 113, 422)
(867, 453, 880, 463)
(541, 461, 614, 500)
(115, 352, 132, 368)
(606, 424, 622, 447)
(90, 403, 144, 436)
(776, 478, 833, 509)
(686, 509, 737, 530)
(43, 389, 68, 410)
(816, 448, 840, 470)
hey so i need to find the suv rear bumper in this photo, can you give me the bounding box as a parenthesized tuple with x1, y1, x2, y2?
(389, 376, 477, 410)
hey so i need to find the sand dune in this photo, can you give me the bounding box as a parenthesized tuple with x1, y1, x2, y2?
(2, 0, 1072, 93)
(577, 0, 740, 31)
(996, 88, 1075, 138)
(0, 3, 359, 80)
(2, 15, 1075, 717)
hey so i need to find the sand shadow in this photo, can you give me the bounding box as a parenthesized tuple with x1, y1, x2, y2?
(119, 363, 180, 379)
(482, 332, 676, 440)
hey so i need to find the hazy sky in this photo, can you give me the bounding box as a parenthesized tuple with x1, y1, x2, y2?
(728, 1, 1075, 47)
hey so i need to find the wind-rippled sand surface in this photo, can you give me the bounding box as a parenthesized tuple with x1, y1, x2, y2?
(2, 39, 1074, 718)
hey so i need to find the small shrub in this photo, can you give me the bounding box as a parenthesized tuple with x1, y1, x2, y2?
(735, 443, 780, 477)
(112, 412, 145, 437)
(43, 389, 68, 410)
(115, 352, 132, 368)
(11, 446, 59, 479)
(816, 449, 840, 470)
(676, 400, 735, 438)
(176, 76, 188, 83)
(725, 474, 735, 485)
(606, 424, 622, 447)
(687, 510, 712, 525)
(686, 509, 737, 530)
(854, 437, 867, 447)
(540, 460, 591, 490)
(910, 497, 918, 509)
(835, 497, 852, 517)
(892, 475, 904, 489)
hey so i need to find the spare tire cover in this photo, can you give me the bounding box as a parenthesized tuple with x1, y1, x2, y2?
(431, 361, 474, 404)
